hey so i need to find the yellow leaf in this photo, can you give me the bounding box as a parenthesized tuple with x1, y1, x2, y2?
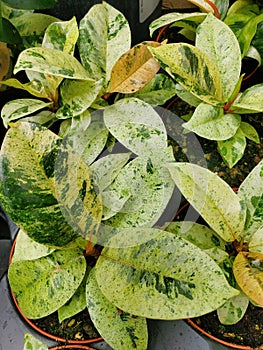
(109, 41, 161, 94)
(233, 251, 263, 306)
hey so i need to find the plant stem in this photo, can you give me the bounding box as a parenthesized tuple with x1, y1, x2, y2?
(205, 0, 220, 19)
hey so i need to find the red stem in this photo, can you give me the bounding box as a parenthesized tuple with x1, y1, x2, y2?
(155, 24, 170, 43)
(205, 0, 221, 19)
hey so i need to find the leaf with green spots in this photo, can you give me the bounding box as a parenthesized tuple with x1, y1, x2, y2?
(149, 12, 207, 37)
(183, 103, 241, 141)
(149, 43, 224, 106)
(217, 127, 247, 168)
(167, 162, 246, 242)
(232, 84, 263, 113)
(1, 98, 53, 128)
(249, 227, 263, 254)
(78, 2, 131, 89)
(12, 229, 55, 262)
(87, 268, 148, 350)
(23, 333, 48, 350)
(175, 83, 202, 107)
(217, 292, 249, 325)
(8, 247, 86, 319)
(233, 251, 263, 306)
(240, 121, 260, 143)
(95, 230, 238, 319)
(56, 78, 104, 119)
(103, 156, 175, 227)
(104, 98, 168, 157)
(238, 159, 263, 238)
(196, 14, 241, 102)
(14, 47, 94, 81)
(109, 41, 161, 93)
(126, 74, 178, 106)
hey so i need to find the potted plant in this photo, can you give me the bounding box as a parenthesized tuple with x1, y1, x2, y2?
(149, 0, 263, 169)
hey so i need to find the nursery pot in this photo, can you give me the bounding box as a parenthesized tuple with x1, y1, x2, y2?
(8, 238, 103, 345)
(43, 0, 162, 44)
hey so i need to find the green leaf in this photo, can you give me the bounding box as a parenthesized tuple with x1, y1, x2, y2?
(23, 333, 48, 350)
(1, 99, 53, 128)
(87, 268, 148, 350)
(232, 84, 263, 113)
(3, 0, 57, 10)
(56, 79, 104, 119)
(240, 121, 260, 143)
(175, 83, 202, 107)
(167, 162, 246, 242)
(78, 2, 131, 88)
(149, 12, 207, 37)
(196, 14, 241, 102)
(0, 17, 22, 44)
(238, 159, 263, 238)
(14, 47, 94, 81)
(95, 230, 238, 319)
(8, 248, 86, 318)
(12, 229, 55, 262)
(104, 98, 168, 157)
(58, 273, 87, 323)
(217, 292, 249, 325)
(127, 74, 178, 106)
(217, 127, 247, 168)
(183, 103, 241, 141)
(149, 43, 224, 106)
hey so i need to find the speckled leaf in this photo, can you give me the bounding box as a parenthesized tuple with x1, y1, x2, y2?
(217, 292, 249, 325)
(78, 2, 131, 88)
(1, 98, 53, 128)
(188, 0, 214, 13)
(58, 273, 87, 323)
(183, 103, 241, 141)
(0, 78, 51, 99)
(167, 162, 246, 242)
(196, 14, 241, 102)
(175, 84, 202, 107)
(103, 156, 175, 227)
(104, 98, 167, 157)
(149, 43, 223, 106)
(14, 47, 94, 81)
(240, 122, 260, 143)
(56, 79, 104, 119)
(0, 122, 89, 246)
(109, 41, 160, 93)
(249, 227, 263, 254)
(149, 12, 206, 37)
(63, 111, 108, 165)
(23, 333, 48, 350)
(217, 127, 247, 168)
(233, 251, 263, 306)
(87, 268, 148, 350)
(96, 230, 238, 319)
(238, 159, 263, 238)
(232, 84, 263, 113)
(91, 153, 131, 191)
(126, 74, 177, 106)
(12, 229, 55, 262)
(8, 248, 86, 318)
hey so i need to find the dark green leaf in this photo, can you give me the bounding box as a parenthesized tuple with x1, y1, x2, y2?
(3, 0, 57, 10)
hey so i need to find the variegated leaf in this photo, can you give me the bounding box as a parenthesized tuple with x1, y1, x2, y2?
(103, 156, 175, 227)
(12, 230, 55, 262)
(23, 111, 56, 128)
(238, 159, 263, 238)
(196, 14, 241, 102)
(109, 41, 160, 93)
(96, 230, 238, 319)
(175, 83, 202, 107)
(23, 334, 48, 350)
(0, 78, 51, 99)
(232, 84, 263, 113)
(167, 162, 246, 242)
(87, 268, 148, 350)
(149, 43, 224, 106)
(78, 2, 131, 88)
(149, 12, 207, 37)
(8, 248, 86, 318)
(249, 227, 263, 254)
(1, 98, 53, 128)
(104, 98, 167, 157)
(183, 103, 241, 141)
(188, 0, 214, 13)
(240, 122, 260, 143)
(217, 127, 247, 168)
(56, 78, 104, 119)
(217, 292, 249, 325)
(14, 47, 94, 81)
(233, 251, 263, 306)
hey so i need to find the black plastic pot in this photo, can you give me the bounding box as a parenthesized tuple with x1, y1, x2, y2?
(42, 0, 162, 44)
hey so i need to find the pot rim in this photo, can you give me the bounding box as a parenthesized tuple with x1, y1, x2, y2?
(49, 345, 95, 349)
(8, 236, 103, 345)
